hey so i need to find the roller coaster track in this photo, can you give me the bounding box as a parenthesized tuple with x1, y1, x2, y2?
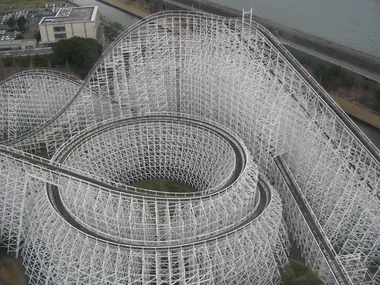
(1, 11, 379, 284)
(274, 155, 352, 285)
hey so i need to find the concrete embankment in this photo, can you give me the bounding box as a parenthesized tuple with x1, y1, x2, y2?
(97, 0, 149, 18)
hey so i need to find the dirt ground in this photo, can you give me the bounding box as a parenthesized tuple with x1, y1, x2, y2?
(334, 86, 380, 113)
(133, 179, 194, 193)
(0, 255, 27, 285)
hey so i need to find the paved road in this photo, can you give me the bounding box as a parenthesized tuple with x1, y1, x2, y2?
(162, 0, 202, 11)
(280, 38, 380, 83)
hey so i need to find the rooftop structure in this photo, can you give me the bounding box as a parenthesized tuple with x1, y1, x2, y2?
(0, 39, 37, 50)
(38, 6, 101, 44)
(39, 6, 96, 24)
(0, 11, 379, 285)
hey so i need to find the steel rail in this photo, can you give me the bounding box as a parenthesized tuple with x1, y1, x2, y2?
(274, 155, 353, 285)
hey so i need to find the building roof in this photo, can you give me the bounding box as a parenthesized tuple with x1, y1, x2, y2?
(39, 6, 98, 25)
(0, 39, 37, 47)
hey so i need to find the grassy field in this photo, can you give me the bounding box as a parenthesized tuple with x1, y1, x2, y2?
(133, 180, 194, 193)
(0, 0, 69, 11)
(0, 255, 27, 285)
(283, 261, 323, 285)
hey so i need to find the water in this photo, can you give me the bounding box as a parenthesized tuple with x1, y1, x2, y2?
(209, 0, 380, 58)
(74, 0, 380, 57)
(72, 0, 380, 150)
(71, 0, 140, 27)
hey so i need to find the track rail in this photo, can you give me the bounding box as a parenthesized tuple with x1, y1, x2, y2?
(249, 20, 380, 162)
(274, 155, 352, 285)
(0, 144, 270, 251)
(52, 114, 246, 197)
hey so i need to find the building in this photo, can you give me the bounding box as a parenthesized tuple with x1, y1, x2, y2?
(38, 6, 101, 44)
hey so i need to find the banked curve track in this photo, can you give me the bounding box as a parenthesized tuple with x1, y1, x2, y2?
(1, 10, 380, 285)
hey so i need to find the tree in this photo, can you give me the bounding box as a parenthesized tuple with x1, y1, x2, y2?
(375, 85, 380, 97)
(15, 33, 23, 40)
(52, 37, 102, 78)
(16, 16, 27, 32)
(34, 31, 41, 41)
(15, 56, 31, 68)
(313, 63, 325, 83)
(343, 76, 355, 88)
(32, 55, 49, 67)
(104, 25, 118, 42)
(2, 56, 13, 67)
(6, 16, 16, 30)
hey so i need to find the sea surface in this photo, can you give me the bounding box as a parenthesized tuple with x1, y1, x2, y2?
(73, 0, 380, 58)
(209, 0, 380, 57)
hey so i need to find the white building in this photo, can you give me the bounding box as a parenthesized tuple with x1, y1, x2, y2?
(38, 6, 101, 44)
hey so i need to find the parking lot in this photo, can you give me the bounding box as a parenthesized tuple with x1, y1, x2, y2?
(0, 1, 69, 12)
(0, 3, 72, 42)
(0, 29, 21, 41)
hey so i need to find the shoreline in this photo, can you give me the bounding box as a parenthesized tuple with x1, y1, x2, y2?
(331, 96, 380, 129)
(88, 0, 380, 130)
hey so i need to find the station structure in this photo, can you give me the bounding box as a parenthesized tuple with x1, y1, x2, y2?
(0, 11, 379, 285)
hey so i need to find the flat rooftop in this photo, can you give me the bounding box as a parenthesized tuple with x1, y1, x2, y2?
(0, 39, 36, 46)
(39, 6, 98, 25)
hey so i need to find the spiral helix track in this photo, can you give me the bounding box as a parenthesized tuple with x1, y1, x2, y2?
(0, 11, 380, 285)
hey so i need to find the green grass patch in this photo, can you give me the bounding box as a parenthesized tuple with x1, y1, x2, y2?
(32, 54, 49, 67)
(2, 56, 13, 67)
(132, 180, 194, 193)
(283, 262, 324, 285)
(15, 56, 31, 67)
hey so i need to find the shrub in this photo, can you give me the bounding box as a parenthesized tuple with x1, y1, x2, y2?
(3, 56, 13, 67)
(15, 33, 23, 40)
(47, 54, 56, 67)
(32, 55, 49, 67)
(15, 56, 31, 67)
(375, 85, 380, 97)
(34, 31, 41, 41)
(329, 65, 342, 77)
(361, 82, 369, 90)
(343, 76, 355, 88)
